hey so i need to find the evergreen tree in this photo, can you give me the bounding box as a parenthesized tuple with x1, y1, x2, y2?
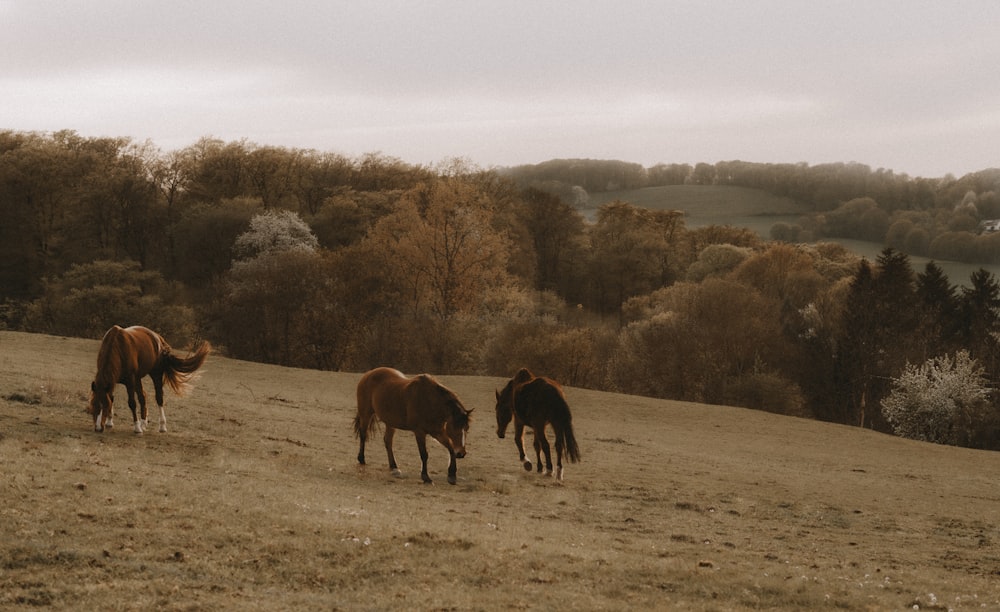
(915, 261, 960, 359)
(832, 260, 878, 426)
(958, 268, 1000, 378)
(832, 249, 918, 429)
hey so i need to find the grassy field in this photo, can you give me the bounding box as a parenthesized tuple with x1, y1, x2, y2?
(583, 184, 810, 236)
(587, 185, 1000, 286)
(2, 331, 999, 610)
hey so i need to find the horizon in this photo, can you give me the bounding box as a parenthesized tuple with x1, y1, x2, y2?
(4, 1, 999, 179)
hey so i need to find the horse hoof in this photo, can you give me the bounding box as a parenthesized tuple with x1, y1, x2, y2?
(556, 468, 564, 481)
(448, 474, 457, 485)
(159, 426, 167, 433)
(522, 461, 532, 471)
(391, 469, 403, 479)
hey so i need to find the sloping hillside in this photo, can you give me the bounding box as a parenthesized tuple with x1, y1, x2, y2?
(584, 185, 811, 231)
(1, 331, 998, 609)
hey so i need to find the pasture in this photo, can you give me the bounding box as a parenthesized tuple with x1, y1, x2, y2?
(586, 184, 1000, 286)
(1, 330, 999, 610)
(583, 184, 810, 235)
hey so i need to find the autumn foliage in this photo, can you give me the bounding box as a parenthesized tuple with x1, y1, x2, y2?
(4, 131, 1000, 448)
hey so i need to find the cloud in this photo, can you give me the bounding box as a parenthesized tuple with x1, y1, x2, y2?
(3, 1, 999, 176)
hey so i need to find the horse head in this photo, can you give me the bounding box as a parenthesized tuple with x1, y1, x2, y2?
(495, 386, 513, 438)
(444, 399, 472, 458)
(88, 381, 114, 432)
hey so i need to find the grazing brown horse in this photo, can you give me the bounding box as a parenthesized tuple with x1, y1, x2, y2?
(495, 368, 580, 480)
(88, 325, 211, 434)
(355, 367, 472, 485)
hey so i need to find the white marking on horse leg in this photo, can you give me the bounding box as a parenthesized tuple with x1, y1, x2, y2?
(556, 466, 564, 481)
(133, 419, 143, 435)
(158, 406, 167, 433)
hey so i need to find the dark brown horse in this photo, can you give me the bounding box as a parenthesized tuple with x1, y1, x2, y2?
(88, 325, 211, 434)
(355, 367, 472, 485)
(495, 368, 580, 480)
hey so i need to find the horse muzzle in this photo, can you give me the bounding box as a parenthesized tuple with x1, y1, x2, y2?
(455, 449, 466, 459)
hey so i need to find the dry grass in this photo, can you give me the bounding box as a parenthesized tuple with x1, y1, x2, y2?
(1, 330, 999, 610)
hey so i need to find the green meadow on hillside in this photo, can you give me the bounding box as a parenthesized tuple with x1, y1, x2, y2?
(589, 184, 1000, 285)
(584, 184, 810, 234)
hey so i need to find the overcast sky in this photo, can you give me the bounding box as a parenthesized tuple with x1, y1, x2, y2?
(3, 1, 998, 178)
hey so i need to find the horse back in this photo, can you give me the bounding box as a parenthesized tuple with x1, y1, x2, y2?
(121, 326, 164, 376)
(96, 325, 162, 385)
(358, 368, 459, 433)
(357, 367, 412, 427)
(515, 376, 570, 422)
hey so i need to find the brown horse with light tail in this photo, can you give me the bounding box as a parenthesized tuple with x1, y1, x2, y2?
(355, 367, 472, 485)
(88, 325, 211, 434)
(495, 368, 580, 480)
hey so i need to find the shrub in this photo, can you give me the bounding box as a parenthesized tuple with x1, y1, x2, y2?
(23, 260, 196, 342)
(880, 351, 992, 447)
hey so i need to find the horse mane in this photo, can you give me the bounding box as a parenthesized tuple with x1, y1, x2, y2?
(450, 397, 471, 427)
(94, 326, 124, 390)
(422, 375, 471, 425)
(513, 368, 534, 385)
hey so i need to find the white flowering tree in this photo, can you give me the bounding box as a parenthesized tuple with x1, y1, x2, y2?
(232, 209, 318, 261)
(880, 351, 991, 445)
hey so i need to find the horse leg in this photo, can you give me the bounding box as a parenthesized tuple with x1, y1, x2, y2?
(446, 448, 458, 485)
(535, 430, 553, 476)
(152, 373, 167, 432)
(554, 429, 565, 481)
(135, 378, 148, 432)
(514, 420, 531, 471)
(125, 380, 143, 434)
(105, 396, 114, 430)
(415, 433, 432, 484)
(384, 427, 402, 478)
(357, 425, 367, 465)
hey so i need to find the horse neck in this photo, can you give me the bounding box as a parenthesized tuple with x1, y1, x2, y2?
(416, 378, 460, 423)
(95, 335, 124, 387)
(498, 382, 516, 415)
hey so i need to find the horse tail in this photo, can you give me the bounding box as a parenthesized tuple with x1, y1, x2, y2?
(354, 379, 379, 440)
(555, 393, 581, 463)
(352, 409, 378, 439)
(557, 418, 581, 463)
(161, 340, 211, 395)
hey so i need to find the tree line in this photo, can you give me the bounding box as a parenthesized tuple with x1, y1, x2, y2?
(505, 158, 1000, 264)
(3, 130, 999, 449)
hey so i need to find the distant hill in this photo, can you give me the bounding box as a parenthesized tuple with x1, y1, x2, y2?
(584, 185, 1000, 286)
(581, 184, 813, 235)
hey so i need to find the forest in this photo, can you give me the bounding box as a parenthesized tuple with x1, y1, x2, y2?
(2, 129, 1000, 449)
